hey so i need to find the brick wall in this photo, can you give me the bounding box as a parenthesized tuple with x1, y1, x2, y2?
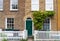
(0, 0, 58, 31)
(25, 0, 58, 31)
(0, 0, 25, 30)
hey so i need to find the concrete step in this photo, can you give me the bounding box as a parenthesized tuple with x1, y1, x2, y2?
(28, 37, 34, 41)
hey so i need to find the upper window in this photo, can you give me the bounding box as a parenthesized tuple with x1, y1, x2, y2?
(31, 0, 39, 11)
(10, 0, 18, 11)
(0, 0, 3, 10)
(6, 18, 14, 29)
(45, 0, 53, 11)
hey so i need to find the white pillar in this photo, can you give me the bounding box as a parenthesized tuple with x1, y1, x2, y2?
(23, 30, 27, 39)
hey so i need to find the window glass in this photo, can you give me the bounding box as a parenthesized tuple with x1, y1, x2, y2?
(45, 0, 53, 11)
(10, 0, 18, 10)
(43, 18, 50, 31)
(7, 18, 14, 29)
(0, 0, 3, 10)
(31, 0, 39, 11)
(31, 5, 39, 11)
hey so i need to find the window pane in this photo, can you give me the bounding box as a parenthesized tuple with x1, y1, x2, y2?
(45, 0, 53, 11)
(7, 18, 14, 29)
(7, 24, 11, 29)
(31, 0, 39, 4)
(11, 18, 13, 20)
(12, 0, 18, 4)
(31, 5, 39, 11)
(0, 0, 3, 9)
(45, 4, 53, 11)
(31, 0, 39, 11)
(46, 0, 53, 3)
(7, 18, 14, 23)
(43, 18, 50, 31)
(12, 4, 17, 9)
(10, 0, 18, 9)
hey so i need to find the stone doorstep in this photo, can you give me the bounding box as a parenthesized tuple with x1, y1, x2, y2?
(27, 35, 34, 41)
(28, 38, 34, 41)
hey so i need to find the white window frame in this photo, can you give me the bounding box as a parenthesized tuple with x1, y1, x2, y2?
(42, 18, 51, 31)
(10, 0, 18, 11)
(5, 18, 14, 29)
(0, 0, 3, 11)
(5, 18, 7, 29)
(45, 0, 54, 11)
(31, 0, 39, 11)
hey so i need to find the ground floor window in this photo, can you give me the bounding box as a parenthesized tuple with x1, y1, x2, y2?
(42, 18, 50, 31)
(6, 18, 14, 29)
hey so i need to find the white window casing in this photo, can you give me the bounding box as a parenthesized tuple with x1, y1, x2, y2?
(43, 18, 51, 31)
(45, 0, 53, 11)
(0, 0, 3, 11)
(31, 0, 39, 11)
(10, 0, 18, 11)
(5, 18, 14, 29)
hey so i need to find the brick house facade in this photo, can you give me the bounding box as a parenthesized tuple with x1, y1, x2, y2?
(25, 0, 58, 31)
(0, 0, 59, 36)
(0, 0, 25, 30)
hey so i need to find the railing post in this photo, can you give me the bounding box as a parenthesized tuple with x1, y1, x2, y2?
(23, 30, 27, 39)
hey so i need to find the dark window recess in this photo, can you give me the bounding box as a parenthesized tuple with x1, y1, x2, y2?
(43, 18, 50, 31)
(12, 4, 17, 9)
(7, 18, 14, 29)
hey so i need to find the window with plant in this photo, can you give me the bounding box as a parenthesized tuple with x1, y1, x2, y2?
(33, 11, 55, 30)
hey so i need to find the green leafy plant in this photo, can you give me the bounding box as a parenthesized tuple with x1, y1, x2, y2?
(20, 39, 28, 41)
(33, 11, 55, 30)
(2, 38, 7, 41)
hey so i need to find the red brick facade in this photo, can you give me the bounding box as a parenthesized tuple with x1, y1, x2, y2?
(0, 0, 59, 31)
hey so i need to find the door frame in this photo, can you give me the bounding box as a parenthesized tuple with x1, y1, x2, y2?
(24, 18, 34, 36)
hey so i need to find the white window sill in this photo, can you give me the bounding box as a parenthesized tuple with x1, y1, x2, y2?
(10, 9, 18, 11)
(45, 9, 54, 11)
(45, 10, 54, 11)
(0, 9, 3, 11)
(31, 10, 39, 11)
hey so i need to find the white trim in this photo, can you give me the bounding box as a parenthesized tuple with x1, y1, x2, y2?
(32, 22, 34, 36)
(24, 20, 26, 30)
(10, 0, 18, 11)
(50, 18, 51, 30)
(0, 9, 3, 11)
(10, 9, 18, 11)
(5, 18, 15, 29)
(31, 0, 39, 11)
(45, 0, 54, 11)
(5, 18, 7, 29)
